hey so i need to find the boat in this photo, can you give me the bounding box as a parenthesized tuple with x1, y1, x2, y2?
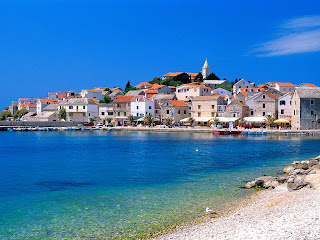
(213, 130, 242, 135)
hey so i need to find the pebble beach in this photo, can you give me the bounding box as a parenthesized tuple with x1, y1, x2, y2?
(155, 162, 320, 240)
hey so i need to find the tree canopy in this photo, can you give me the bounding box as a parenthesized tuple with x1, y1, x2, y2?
(58, 108, 66, 120)
(149, 77, 161, 84)
(205, 72, 220, 80)
(194, 72, 203, 82)
(100, 96, 113, 103)
(172, 73, 191, 84)
(14, 109, 29, 119)
(0, 110, 13, 120)
(124, 81, 138, 93)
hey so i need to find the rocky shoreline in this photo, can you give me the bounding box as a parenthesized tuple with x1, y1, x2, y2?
(154, 155, 320, 240)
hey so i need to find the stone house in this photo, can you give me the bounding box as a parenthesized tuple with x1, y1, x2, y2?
(224, 100, 249, 118)
(253, 92, 278, 118)
(270, 82, 295, 93)
(152, 94, 177, 120)
(291, 87, 320, 130)
(278, 93, 293, 120)
(160, 100, 189, 123)
(232, 79, 253, 95)
(113, 95, 135, 125)
(191, 96, 226, 118)
(175, 84, 211, 101)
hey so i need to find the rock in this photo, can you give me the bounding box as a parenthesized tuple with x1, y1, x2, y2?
(296, 162, 309, 170)
(292, 169, 311, 175)
(306, 159, 319, 167)
(284, 164, 295, 174)
(243, 181, 256, 189)
(277, 176, 289, 184)
(287, 179, 308, 191)
(312, 165, 320, 171)
(309, 170, 317, 174)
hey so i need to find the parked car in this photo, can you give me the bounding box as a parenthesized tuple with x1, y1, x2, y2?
(244, 124, 253, 129)
(82, 122, 94, 126)
(106, 123, 114, 127)
(96, 122, 104, 127)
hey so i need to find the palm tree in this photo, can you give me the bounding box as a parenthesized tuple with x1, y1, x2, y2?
(145, 115, 154, 126)
(238, 117, 246, 127)
(213, 116, 220, 126)
(189, 117, 195, 127)
(165, 118, 172, 126)
(265, 115, 275, 127)
(106, 118, 112, 124)
(128, 115, 135, 125)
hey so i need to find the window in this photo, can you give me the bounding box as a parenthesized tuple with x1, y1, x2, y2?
(108, 112, 113, 115)
(281, 109, 284, 114)
(263, 112, 266, 116)
(251, 111, 254, 115)
(149, 106, 151, 109)
(69, 106, 73, 109)
(211, 105, 214, 109)
(123, 103, 126, 108)
(311, 110, 314, 115)
(263, 104, 265, 108)
(290, 101, 292, 105)
(83, 106, 86, 109)
(118, 112, 120, 116)
(137, 113, 139, 116)
(136, 106, 139, 109)
(311, 99, 314, 105)
(184, 110, 186, 114)
(294, 110, 296, 115)
(155, 110, 158, 113)
(124, 112, 126, 116)
(102, 112, 105, 115)
(233, 113, 236, 117)
(167, 110, 169, 114)
(198, 112, 201, 117)
(178, 110, 181, 114)
(76, 106, 79, 110)
(198, 105, 201, 110)
(280, 100, 286, 106)
(211, 112, 215, 117)
(262, 95, 265, 99)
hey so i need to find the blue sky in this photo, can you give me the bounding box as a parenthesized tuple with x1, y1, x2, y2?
(1, 0, 320, 108)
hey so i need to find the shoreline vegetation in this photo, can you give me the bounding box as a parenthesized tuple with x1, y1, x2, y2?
(153, 155, 320, 240)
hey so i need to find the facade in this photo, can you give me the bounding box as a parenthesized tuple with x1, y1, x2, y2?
(125, 90, 145, 96)
(80, 89, 104, 100)
(232, 79, 253, 95)
(278, 93, 293, 120)
(67, 90, 79, 98)
(271, 82, 295, 93)
(152, 94, 177, 120)
(224, 100, 249, 118)
(24, 102, 37, 112)
(37, 99, 57, 113)
(113, 95, 135, 125)
(253, 92, 278, 118)
(59, 98, 99, 122)
(130, 96, 155, 117)
(175, 84, 211, 100)
(160, 100, 189, 123)
(9, 101, 18, 115)
(202, 59, 210, 79)
(109, 90, 124, 100)
(98, 103, 114, 122)
(48, 93, 58, 100)
(291, 88, 320, 130)
(191, 96, 226, 118)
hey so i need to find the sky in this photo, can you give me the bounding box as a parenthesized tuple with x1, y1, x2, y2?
(1, 0, 320, 108)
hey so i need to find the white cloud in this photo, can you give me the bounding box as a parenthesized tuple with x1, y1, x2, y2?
(253, 16, 320, 57)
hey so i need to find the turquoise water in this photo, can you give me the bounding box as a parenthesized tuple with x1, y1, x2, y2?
(0, 131, 320, 239)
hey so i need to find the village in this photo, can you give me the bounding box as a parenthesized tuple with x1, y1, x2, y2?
(1, 59, 320, 131)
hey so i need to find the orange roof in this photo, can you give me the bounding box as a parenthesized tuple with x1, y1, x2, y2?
(264, 92, 277, 100)
(168, 86, 176, 89)
(163, 72, 198, 77)
(136, 82, 152, 87)
(24, 102, 37, 108)
(187, 83, 210, 89)
(145, 90, 158, 94)
(302, 83, 318, 88)
(19, 98, 30, 101)
(88, 98, 99, 102)
(57, 93, 67, 99)
(113, 95, 135, 103)
(168, 100, 188, 107)
(274, 82, 295, 87)
(85, 89, 100, 93)
(112, 89, 123, 93)
(211, 92, 219, 96)
(48, 92, 56, 95)
(39, 99, 56, 104)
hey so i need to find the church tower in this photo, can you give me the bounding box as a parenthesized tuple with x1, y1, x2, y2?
(202, 59, 210, 79)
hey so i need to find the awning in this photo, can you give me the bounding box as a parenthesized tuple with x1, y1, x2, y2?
(114, 117, 128, 119)
(137, 116, 160, 122)
(244, 117, 267, 123)
(180, 117, 214, 122)
(274, 119, 290, 123)
(211, 117, 239, 123)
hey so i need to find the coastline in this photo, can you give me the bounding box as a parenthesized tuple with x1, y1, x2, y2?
(152, 157, 320, 240)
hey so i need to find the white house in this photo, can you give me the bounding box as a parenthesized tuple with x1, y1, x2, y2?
(278, 93, 293, 120)
(270, 82, 295, 93)
(59, 98, 99, 122)
(99, 103, 114, 121)
(67, 90, 79, 98)
(175, 84, 211, 101)
(80, 89, 104, 101)
(211, 88, 232, 96)
(232, 79, 253, 95)
(130, 96, 155, 117)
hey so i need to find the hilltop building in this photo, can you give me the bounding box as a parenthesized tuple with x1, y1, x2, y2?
(202, 59, 210, 79)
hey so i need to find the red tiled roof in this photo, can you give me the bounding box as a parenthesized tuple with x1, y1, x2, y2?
(112, 89, 123, 93)
(136, 82, 152, 87)
(163, 72, 198, 77)
(274, 82, 295, 87)
(302, 83, 318, 88)
(113, 95, 135, 103)
(85, 89, 100, 93)
(24, 102, 37, 108)
(168, 100, 188, 107)
(187, 83, 211, 89)
(264, 92, 277, 100)
(39, 99, 56, 104)
(48, 92, 56, 95)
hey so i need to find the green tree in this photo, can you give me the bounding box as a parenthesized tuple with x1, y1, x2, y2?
(165, 118, 172, 126)
(265, 115, 275, 127)
(206, 72, 220, 80)
(194, 72, 203, 82)
(145, 115, 154, 126)
(216, 84, 231, 92)
(128, 115, 135, 125)
(106, 118, 112, 124)
(58, 108, 66, 120)
(149, 77, 161, 84)
(14, 109, 29, 119)
(172, 73, 191, 84)
(0, 110, 13, 120)
(104, 96, 113, 103)
(125, 80, 131, 90)
(189, 117, 195, 127)
(125, 86, 139, 94)
(104, 88, 112, 94)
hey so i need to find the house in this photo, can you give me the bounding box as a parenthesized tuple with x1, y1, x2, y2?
(18, 98, 37, 110)
(67, 90, 79, 98)
(37, 99, 57, 113)
(191, 96, 226, 118)
(59, 98, 99, 122)
(24, 102, 37, 112)
(21, 111, 58, 122)
(93, 87, 108, 92)
(176, 84, 211, 100)
(221, 95, 235, 105)
(160, 100, 189, 123)
(152, 94, 177, 120)
(130, 96, 155, 117)
(48, 92, 58, 100)
(232, 79, 253, 95)
(291, 87, 320, 130)
(211, 88, 232, 96)
(125, 90, 145, 96)
(224, 100, 249, 118)
(80, 89, 103, 100)
(98, 103, 114, 123)
(270, 82, 295, 93)
(238, 87, 264, 98)
(109, 90, 124, 100)
(203, 80, 231, 90)
(135, 82, 152, 89)
(162, 72, 198, 81)
(278, 93, 293, 120)
(253, 92, 278, 118)
(297, 83, 319, 88)
(149, 84, 172, 94)
(113, 95, 136, 125)
(246, 93, 261, 116)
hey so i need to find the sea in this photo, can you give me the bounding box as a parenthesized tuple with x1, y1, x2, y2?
(0, 131, 320, 239)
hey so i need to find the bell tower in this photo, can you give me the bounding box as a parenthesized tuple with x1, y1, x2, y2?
(202, 59, 210, 79)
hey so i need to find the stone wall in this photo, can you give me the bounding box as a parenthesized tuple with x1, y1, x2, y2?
(300, 98, 320, 130)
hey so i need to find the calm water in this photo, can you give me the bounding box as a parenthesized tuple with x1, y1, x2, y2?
(0, 131, 320, 239)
